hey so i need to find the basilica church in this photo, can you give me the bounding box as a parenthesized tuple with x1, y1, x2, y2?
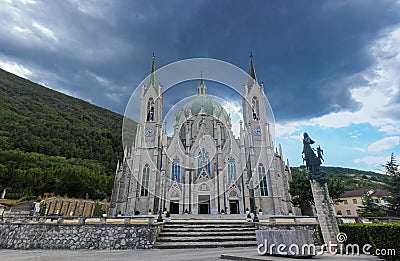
(109, 55, 298, 216)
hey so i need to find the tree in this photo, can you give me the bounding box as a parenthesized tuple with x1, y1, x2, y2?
(358, 191, 386, 217)
(289, 168, 345, 215)
(289, 168, 314, 215)
(327, 178, 345, 203)
(384, 153, 400, 217)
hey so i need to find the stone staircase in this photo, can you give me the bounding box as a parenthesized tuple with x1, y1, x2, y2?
(154, 221, 257, 249)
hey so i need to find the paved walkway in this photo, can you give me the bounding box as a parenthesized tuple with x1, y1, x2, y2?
(0, 247, 383, 261)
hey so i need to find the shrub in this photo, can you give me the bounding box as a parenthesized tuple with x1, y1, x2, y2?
(19, 195, 38, 201)
(339, 223, 400, 260)
(92, 202, 105, 217)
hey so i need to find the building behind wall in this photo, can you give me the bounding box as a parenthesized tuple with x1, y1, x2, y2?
(334, 189, 390, 216)
(109, 54, 300, 216)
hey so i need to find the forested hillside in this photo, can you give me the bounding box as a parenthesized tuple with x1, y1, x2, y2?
(296, 166, 390, 190)
(0, 69, 125, 199)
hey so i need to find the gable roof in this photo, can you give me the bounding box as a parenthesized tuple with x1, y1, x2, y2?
(339, 189, 391, 198)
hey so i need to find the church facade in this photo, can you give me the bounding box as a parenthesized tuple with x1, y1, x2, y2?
(109, 55, 298, 216)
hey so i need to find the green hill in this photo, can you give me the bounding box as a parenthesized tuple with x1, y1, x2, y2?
(296, 166, 390, 191)
(0, 68, 125, 199)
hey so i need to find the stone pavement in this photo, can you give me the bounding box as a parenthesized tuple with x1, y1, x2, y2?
(0, 247, 383, 261)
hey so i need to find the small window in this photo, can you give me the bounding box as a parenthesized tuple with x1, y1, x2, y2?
(352, 199, 357, 204)
(227, 157, 237, 183)
(172, 158, 181, 183)
(258, 164, 268, 196)
(344, 200, 348, 205)
(346, 210, 351, 215)
(140, 164, 150, 197)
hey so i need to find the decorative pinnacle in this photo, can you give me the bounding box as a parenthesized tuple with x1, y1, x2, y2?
(197, 71, 207, 95)
(248, 52, 258, 86)
(149, 53, 157, 87)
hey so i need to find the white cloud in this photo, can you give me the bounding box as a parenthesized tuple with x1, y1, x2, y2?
(275, 122, 300, 138)
(68, 0, 113, 20)
(32, 22, 58, 42)
(3, 0, 37, 4)
(379, 124, 400, 135)
(354, 155, 391, 167)
(353, 147, 366, 152)
(368, 136, 400, 152)
(221, 99, 242, 137)
(0, 59, 33, 78)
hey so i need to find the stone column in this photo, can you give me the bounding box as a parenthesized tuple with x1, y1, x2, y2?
(310, 179, 340, 245)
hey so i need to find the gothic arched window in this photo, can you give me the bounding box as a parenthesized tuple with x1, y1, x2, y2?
(258, 163, 268, 196)
(227, 157, 237, 183)
(146, 98, 155, 121)
(172, 158, 181, 182)
(140, 164, 150, 196)
(198, 149, 210, 175)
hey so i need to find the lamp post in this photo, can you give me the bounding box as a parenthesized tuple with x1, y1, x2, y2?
(253, 205, 259, 222)
(157, 173, 164, 222)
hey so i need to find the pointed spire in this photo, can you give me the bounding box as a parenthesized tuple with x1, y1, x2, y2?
(149, 52, 158, 87)
(197, 71, 207, 95)
(248, 52, 258, 86)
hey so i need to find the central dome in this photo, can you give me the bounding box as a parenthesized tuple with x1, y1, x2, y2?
(176, 75, 230, 122)
(181, 95, 228, 118)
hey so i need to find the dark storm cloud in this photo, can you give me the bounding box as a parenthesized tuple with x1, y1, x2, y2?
(0, 0, 399, 121)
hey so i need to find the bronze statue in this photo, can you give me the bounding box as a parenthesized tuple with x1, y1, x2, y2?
(302, 133, 326, 184)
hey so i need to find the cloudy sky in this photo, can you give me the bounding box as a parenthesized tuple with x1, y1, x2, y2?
(0, 0, 399, 171)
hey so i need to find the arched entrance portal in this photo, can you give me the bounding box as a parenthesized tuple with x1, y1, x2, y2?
(198, 195, 210, 214)
(229, 190, 240, 214)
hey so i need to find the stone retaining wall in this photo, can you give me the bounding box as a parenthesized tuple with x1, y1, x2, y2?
(0, 223, 160, 249)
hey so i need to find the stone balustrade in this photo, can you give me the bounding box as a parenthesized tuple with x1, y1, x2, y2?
(260, 215, 400, 225)
(0, 215, 156, 225)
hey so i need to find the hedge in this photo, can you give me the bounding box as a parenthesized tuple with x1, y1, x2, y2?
(339, 223, 399, 260)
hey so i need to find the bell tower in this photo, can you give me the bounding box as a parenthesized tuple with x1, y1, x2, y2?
(242, 53, 275, 212)
(125, 53, 164, 215)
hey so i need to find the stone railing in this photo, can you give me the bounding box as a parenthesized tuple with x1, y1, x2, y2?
(257, 215, 400, 225)
(337, 216, 400, 224)
(0, 215, 157, 225)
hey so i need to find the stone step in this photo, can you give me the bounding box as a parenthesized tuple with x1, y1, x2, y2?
(157, 235, 256, 242)
(153, 240, 257, 249)
(162, 226, 255, 231)
(159, 231, 256, 237)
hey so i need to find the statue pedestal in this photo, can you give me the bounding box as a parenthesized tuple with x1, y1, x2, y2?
(310, 179, 340, 246)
